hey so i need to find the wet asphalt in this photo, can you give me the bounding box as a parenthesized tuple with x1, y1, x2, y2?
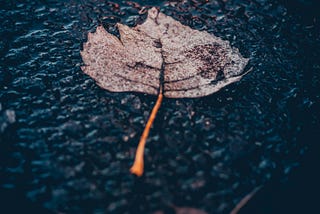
(0, 0, 319, 213)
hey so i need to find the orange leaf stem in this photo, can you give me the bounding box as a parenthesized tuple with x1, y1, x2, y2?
(130, 88, 163, 177)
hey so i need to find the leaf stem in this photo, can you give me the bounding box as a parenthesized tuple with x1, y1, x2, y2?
(130, 87, 163, 177)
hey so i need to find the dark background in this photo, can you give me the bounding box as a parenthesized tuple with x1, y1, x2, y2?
(0, 0, 319, 213)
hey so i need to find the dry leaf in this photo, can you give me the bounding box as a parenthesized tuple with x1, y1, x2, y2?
(175, 207, 208, 214)
(80, 7, 249, 98)
(230, 186, 262, 214)
(153, 206, 208, 214)
(80, 7, 250, 176)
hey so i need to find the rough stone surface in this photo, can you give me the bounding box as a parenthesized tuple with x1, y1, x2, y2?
(0, 1, 319, 214)
(0, 109, 16, 132)
(81, 7, 249, 98)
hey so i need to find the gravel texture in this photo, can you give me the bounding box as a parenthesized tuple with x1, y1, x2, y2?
(0, 0, 319, 213)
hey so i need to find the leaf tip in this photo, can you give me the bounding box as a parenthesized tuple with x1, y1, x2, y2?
(148, 7, 160, 19)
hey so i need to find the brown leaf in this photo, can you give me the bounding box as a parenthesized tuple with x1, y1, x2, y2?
(230, 186, 262, 214)
(80, 7, 249, 98)
(153, 206, 208, 214)
(174, 207, 208, 214)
